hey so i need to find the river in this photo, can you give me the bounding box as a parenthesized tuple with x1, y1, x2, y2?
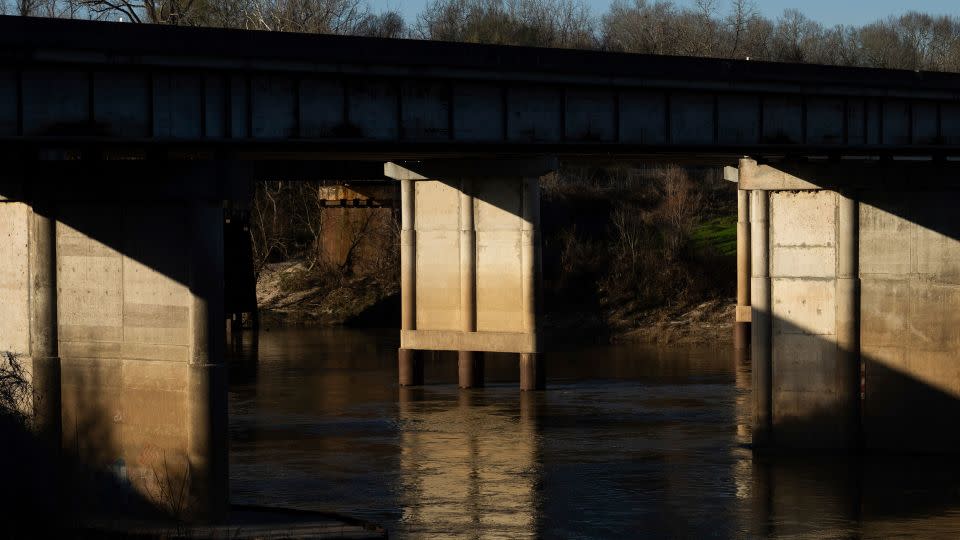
(227, 327, 960, 539)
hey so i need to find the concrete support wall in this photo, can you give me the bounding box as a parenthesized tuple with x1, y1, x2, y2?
(0, 200, 32, 405)
(386, 160, 553, 355)
(741, 159, 960, 452)
(768, 190, 856, 448)
(860, 191, 960, 452)
(54, 198, 226, 519)
(743, 159, 860, 450)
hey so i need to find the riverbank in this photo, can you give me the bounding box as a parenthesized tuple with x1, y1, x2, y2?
(610, 298, 734, 345)
(256, 261, 399, 328)
(255, 263, 733, 346)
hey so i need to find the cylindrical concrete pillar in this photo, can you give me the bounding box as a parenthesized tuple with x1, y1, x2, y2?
(750, 189, 772, 447)
(520, 177, 540, 335)
(519, 353, 545, 391)
(398, 348, 424, 387)
(187, 202, 228, 522)
(836, 192, 861, 449)
(520, 177, 543, 391)
(399, 178, 423, 386)
(458, 351, 484, 389)
(458, 180, 483, 388)
(400, 178, 416, 331)
(735, 188, 752, 350)
(29, 201, 62, 459)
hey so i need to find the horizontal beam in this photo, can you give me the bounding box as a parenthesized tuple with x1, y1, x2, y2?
(401, 329, 538, 354)
(739, 158, 960, 191)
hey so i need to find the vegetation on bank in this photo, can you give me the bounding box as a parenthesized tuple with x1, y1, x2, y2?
(539, 164, 735, 343)
(249, 164, 737, 343)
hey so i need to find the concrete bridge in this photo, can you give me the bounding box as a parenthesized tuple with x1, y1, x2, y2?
(3, 14, 960, 521)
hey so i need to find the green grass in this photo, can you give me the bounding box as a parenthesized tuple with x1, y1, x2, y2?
(691, 214, 737, 256)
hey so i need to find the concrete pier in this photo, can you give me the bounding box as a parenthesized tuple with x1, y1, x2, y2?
(458, 180, 483, 388)
(0, 163, 237, 521)
(398, 349, 424, 387)
(385, 159, 555, 390)
(835, 192, 861, 449)
(735, 188, 751, 351)
(398, 176, 424, 387)
(734, 159, 960, 451)
(458, 352, 484, 389)
(186, 202, 229, 522)
(519, 353, 545, 391)
(749, 186, 771, 447)
(28, 199, 62, 455)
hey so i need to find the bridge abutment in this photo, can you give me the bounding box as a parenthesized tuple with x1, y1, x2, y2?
(737, 158, 960, 452)
(0, 163, 234, 522)
(385, 159, 555, 390)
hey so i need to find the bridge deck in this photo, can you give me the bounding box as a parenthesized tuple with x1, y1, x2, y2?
(3, 16, 960, 159)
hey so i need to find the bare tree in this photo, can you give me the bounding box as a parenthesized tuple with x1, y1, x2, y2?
(243, 0, 368, 34)
(354, 10, 406, 38)
(724, 0, 756, 58)
(78, 0, 206, 24)
(418, 0, 594, 48)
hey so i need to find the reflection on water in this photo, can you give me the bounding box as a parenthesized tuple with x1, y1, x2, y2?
(228, 328, 960, 539)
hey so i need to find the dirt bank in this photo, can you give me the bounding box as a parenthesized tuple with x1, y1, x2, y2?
(609, 298, 735, 346)
(256, 261, 399, 328)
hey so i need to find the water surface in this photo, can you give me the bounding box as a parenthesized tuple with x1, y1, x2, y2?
(228, 327, 960, 539)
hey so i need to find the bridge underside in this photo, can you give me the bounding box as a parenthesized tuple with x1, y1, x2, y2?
(6, 14, 960, 525)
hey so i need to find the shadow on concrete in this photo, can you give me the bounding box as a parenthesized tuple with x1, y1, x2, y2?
(4, 157, 960, 533)
(1, 366, 167, 538)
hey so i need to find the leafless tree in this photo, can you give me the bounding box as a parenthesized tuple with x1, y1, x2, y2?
(77, 0, 206, 24)
(418, 0, 594, 48)
(242, 0, 368, 33)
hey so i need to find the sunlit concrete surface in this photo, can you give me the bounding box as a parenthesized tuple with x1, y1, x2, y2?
(740, 159, 960, 452)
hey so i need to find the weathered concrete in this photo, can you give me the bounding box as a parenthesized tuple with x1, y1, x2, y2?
(835, 193, 861, 449)
(457, 351, 484, 389)
(50, 197, 228, 520)
(385, 159, 555, 389)
(859, 190, 960, 453)
(0, 165, 234, 521)
(457, 180, 482, 389)
(519, 353, 545, 391)
(737, 159, 960, 452)
(750, 187, 771, 446)
(29, 199, 62, 457)
(735, 188, 751, 350)
(187, 202, 229, 521)
(0, 200, 32, 408)
(398, 349, 424, 387)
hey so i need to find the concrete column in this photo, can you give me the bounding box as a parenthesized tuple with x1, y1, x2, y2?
(750, 189, 772, 447)
(458, 179, 483, 388)
(28, 200, 62, 459)
(520, 177, 540, 334)
(836, 192, 861, 449)
(398, 178, 423, 386)
(519, 353, 545, 392)
(735, 188, 752, 350)
(186, 202, 228, 522)
(520, 177, 544, 391)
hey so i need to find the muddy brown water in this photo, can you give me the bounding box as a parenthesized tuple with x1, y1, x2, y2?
(228, 327, 960, 539)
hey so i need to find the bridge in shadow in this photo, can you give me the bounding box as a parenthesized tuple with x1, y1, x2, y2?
(2, 14, 960, 522)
